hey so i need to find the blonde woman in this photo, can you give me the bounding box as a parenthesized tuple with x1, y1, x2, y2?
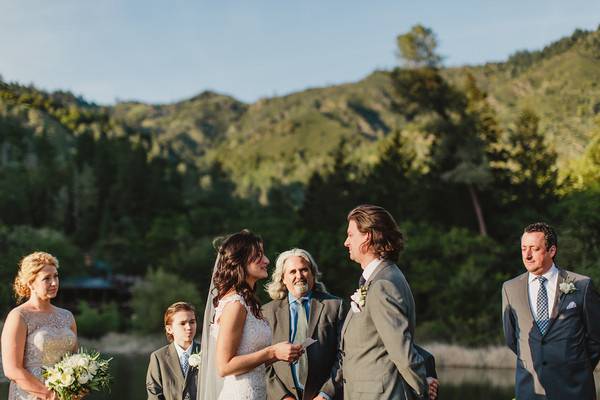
(1, 252, 78, 400)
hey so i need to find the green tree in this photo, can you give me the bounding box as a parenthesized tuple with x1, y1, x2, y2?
(507, 109, 558, 207)
(130, 268, 203, 334)
(392, 27, 498, 236)
(75, 301, 121, 338)
(403, 223, 508, 345)
(396, 24, 442, 68)
(564, 124, 600, 190)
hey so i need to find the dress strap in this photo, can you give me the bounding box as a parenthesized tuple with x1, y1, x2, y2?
(215, 294, 248, 323)
(218, 294, 246, 308)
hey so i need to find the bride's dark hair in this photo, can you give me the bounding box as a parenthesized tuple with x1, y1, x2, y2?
(212, 229, 264, 319)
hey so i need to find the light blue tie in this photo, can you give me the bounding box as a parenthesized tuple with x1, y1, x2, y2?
(536, 276, 550, 335)
(181, 352, 189, 375)
(294, 298, 309, 385)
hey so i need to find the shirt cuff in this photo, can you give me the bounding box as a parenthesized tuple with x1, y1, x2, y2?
(319, 392, 332, 400)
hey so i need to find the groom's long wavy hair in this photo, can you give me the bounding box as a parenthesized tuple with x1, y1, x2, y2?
(212, 229, 264, 319)
(347, 204, 404, 261)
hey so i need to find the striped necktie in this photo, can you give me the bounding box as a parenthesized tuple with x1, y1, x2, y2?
(536, 276, 550, 335)
(180, 352, 189, 375)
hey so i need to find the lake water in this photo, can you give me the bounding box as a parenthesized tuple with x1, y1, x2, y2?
(1, 354, 598, 399)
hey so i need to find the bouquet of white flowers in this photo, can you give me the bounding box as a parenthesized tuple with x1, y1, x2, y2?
(42, 349, 112, 400)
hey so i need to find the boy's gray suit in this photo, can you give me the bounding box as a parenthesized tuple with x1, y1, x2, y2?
(339, 259, 428, 400)
(502, 268, 600, 399)
(146, 341, 200, 400)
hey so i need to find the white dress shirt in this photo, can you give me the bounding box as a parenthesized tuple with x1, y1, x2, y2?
(174, 342, 193, 373)
(528, 264, 558, 319)
(362, 258, 384, 282)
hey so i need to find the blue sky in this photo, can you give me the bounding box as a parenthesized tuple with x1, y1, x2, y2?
(1, 0, 599, 105)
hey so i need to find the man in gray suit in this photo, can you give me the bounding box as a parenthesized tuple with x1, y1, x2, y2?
(264, 248, 347, 400)
(338, 204, 428, 400)
(502, 222, 600, 399)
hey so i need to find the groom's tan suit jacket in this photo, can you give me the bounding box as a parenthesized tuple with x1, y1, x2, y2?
(339, 259, 428, 400)
(263, 290, 347, 400)
(502, 268, 600, 400)
(146, 341, 200, 400)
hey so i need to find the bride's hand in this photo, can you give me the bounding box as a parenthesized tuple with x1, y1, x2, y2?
(43, 390, 57, 400)
(72, 388, 90, 400)
(271, 341, 303, 362)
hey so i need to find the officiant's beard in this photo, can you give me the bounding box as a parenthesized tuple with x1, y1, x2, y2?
(293, 282, 309, 296)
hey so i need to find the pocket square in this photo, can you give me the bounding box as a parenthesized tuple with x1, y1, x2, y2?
(566, 301, 577, 310)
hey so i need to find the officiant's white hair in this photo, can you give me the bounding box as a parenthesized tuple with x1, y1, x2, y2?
(266, 248, 327, 300)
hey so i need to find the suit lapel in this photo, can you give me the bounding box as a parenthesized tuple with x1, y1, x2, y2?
(546, 268, 568, 334)
(308, 295, 324, 338)
(366, 259, 393, 285)
(342, 260, 392, 347)
(183, 341, 201, 384)
(275, 299, 291, 342)
(515, 273, 539, 335)
(166, 343, 185, 388)
(340, 307, 354, 350)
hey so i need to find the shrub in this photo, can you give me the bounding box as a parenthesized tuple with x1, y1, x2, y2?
(76, 301, 121, 339)
(130, 268, 203, 334)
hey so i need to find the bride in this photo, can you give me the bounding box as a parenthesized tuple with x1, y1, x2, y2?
(199, 229, 302, 400)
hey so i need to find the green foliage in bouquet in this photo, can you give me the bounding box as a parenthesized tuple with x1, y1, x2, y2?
(42, 349, 112, 400)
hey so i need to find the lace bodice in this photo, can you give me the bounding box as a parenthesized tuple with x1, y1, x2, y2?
(8, 306, 77, 400)
(213, 294, 272, 400)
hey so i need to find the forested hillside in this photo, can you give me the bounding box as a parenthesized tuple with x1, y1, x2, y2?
(1, 26, 599, 343)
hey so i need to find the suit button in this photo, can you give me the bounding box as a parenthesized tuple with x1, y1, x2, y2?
(541, 340, 545, 345)
(542, 361, 547, 366)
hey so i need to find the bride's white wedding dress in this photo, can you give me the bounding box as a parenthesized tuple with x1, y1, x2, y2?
(213, 294, 272, 400)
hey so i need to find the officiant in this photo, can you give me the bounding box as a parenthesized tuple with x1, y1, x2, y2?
(263, 249, 348, 400)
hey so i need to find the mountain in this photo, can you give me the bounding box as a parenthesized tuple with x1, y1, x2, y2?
(3, 26, 600, 198)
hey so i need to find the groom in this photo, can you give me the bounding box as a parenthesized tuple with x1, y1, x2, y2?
(338, 204, 428, 400)
(502, 222, 600, 399)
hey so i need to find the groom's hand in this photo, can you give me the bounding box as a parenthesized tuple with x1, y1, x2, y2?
(427, 377, 439, 400)
(313, 396, 327, 400)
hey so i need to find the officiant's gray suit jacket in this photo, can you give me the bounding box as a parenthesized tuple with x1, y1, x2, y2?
(263, 290, 347, 400)
(502, 268, 600, 400)
(339, 260, 428, 400)
(146, 341, 200, 400)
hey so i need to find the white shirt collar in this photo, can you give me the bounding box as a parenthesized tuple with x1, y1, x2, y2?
(362, 258, 383, 282)
(174, 342, 193, 359)
(528, 263, 558, 283)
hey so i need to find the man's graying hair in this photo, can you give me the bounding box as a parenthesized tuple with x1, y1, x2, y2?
(265, 248, 327, 300)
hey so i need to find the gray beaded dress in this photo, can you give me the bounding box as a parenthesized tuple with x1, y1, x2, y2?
(9, 306, 76, 400)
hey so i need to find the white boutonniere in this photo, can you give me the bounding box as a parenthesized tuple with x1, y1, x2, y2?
(559, 279, 577, 295)
(350, 286, 367, 312)
(188, 351, 202, 368)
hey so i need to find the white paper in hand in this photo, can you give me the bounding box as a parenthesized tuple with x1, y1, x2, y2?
(301, 338, 317, 349)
